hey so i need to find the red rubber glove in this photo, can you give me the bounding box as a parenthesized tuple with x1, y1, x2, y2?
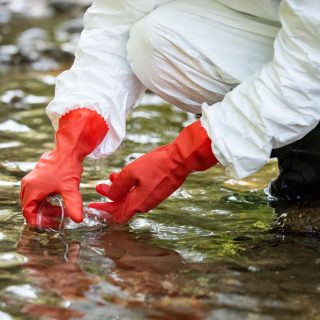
(21, 109, 109, 225)
(89, 120, 218, 223)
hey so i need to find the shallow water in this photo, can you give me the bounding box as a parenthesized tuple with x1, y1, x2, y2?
(1, 9, 320, 320)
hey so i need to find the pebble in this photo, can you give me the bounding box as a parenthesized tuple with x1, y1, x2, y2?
(0, 120, 31, 133)
(1, 0, 86, 69)
(0, 252, 27, 269)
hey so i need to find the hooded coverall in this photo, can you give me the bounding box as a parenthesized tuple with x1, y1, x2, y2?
(47, 0, 320, 178)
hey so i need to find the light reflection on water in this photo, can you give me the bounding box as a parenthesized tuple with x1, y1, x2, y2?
(1, 18, 320, 320)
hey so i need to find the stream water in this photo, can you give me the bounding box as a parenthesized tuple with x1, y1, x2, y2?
(1, 5, 320, 320)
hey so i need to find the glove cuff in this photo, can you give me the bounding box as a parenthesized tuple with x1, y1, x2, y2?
(172, 120, 218, 172)
(56, 108, 109, 160)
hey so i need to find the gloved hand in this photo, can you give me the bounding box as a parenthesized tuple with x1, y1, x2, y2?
(89, 120, 218, 223)
(21, 109, 109, 225)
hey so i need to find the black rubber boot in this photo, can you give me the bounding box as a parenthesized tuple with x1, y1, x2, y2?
(269, 122, 320, 202)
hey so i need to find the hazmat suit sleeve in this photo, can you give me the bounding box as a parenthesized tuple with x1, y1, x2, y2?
(201, 0, 320, 179)
(46, 0, 171, 159)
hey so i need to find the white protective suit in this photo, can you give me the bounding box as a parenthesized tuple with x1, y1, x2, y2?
(46, 0, 320, 179)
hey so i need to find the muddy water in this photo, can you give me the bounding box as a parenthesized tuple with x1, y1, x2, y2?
(1, 8, 320, 320)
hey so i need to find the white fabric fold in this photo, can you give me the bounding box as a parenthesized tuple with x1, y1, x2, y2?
(46, 0, 171, 159)
(202, 0, 320, 178)
(46, 0, 320, 181)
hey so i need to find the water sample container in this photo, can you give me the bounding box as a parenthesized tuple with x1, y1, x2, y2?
(36, 195, 65, 232)
(36, 196, 113, 232)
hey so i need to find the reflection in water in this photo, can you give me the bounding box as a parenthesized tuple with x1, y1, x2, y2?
(7, 224, 320, 320)
(15, 226, 209, 319)
(14, 227, 91, 319)
(17, 228, 94, 300)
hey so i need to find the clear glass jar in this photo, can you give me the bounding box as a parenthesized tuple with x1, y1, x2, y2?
(36, 196, 113, 232)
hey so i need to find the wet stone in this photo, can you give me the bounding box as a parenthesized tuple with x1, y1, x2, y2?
(0, 311, 13, 320)
(0, 2, 11, 25)
(4, 0, 53, 19)
(0, 120, 31, 133)
(48, 0, 89, 15)
(54, 18, 83, 43)
(17, 28, 53, 62)
(0, 45, 19, 65)
(0, 253, 27, 269)
(150, 297, 205, 320)
(276, 206, 320, 235)
(1, 27, 74, 69)
(1, 90, 24, 106)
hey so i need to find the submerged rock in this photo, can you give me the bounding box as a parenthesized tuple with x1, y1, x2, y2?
(17, 28, 53, 62)
(0, 27, 74, 70)
(5, 0, 53, 19)
(55, 18, 83, 43)
(0, 120, 31, 133)
(54, 18, 83, 54)
(1, 0, 90, 21)
(1, 89, 50, 108)
(275, 205, 320, 235)
(0, 0, 86, 69)
(0, 252, 27, 269)
(1, 89, 24, 106)
(0, 1, 11, 24)
(48, 0, 90, 15)
(0, 45, 19, 65)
